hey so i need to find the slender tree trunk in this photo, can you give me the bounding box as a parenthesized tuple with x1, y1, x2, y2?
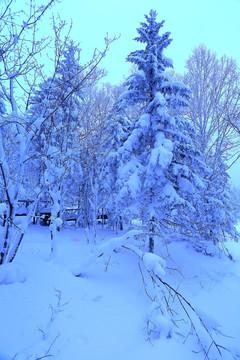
(8, 233, 24, 263)
(119, 215, 123, 231)
(149, 217, 155, 253)
(49, 185, 62, 260)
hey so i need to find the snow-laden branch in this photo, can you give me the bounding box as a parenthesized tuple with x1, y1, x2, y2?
(73, 230, 239, 359)
(71, 229, 143, 276)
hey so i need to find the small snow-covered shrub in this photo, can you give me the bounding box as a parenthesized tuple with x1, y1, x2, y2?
(0, 263, 27, 285)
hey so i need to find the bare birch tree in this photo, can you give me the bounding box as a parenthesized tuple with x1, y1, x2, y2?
(183, 44, 240, 170)
(0, 0, 116, 263)
(0, 0, 56, 264)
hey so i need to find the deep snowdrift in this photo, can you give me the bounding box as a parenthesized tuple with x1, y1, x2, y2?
(0, 225, 240, 360)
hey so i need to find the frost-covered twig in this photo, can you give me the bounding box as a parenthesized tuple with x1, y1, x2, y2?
(13, 290, 66, 360)
(122, 243, 238, 359)
(35, 332, 60, 360)
(39, 289, 68, 340)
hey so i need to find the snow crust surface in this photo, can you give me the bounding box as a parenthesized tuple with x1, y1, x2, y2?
(0, 225, 240, 360)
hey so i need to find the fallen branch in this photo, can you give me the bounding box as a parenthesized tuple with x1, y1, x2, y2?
(123, 244, 238, 360)
(73, 231, 239, 359)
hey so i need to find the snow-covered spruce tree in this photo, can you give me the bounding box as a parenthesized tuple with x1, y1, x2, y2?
(165, 68, 240, 253)
(103, 106, 132, 232)
(194, 158, 240, 254)
(29, 40, 87, 257)
(116, 10, 208, 252)
(30, 34, 113, 252)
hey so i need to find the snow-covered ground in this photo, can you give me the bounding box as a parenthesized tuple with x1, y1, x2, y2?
(1, 225, 240, 360)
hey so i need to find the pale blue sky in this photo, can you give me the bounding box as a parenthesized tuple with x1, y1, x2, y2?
(54, 0, 240, 84)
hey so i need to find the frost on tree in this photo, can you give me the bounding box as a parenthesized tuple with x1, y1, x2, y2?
(103, 106, 132, 231)
(116, 10, 208, 252)
(181, 46, 240, 252)
(0, 0, 55, 265)
(29, 40, 84, 257)
(194, 159, 240, 254)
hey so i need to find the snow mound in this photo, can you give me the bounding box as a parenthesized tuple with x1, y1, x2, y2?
(143, 252, 166, 276)
(145, 302, 173, 339)
(0, 263, 27, 285)
(71, 229, 143, 276)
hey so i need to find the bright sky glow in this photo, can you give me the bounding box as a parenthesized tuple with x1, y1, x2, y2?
(54, 0, 240, 84)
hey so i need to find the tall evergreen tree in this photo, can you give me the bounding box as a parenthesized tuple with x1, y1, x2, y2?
(29, 40, 84, 257)
(103, 107, 132, 231)
(116, 10, 207, 252)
